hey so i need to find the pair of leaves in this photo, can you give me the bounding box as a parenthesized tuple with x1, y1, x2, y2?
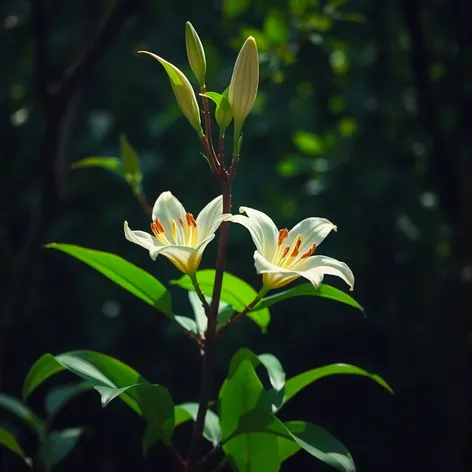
(71, 135, 143, 196)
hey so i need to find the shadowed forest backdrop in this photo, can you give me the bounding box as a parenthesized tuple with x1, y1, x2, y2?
(1, 0, 472, 471)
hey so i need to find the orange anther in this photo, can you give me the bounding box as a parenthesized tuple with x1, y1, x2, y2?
(186, 212, 197, 228)
(281, 247, 290, 259)
(301, 243, 316, 259)
(290, 236, 302, 257)
(277, 228, 289, 246)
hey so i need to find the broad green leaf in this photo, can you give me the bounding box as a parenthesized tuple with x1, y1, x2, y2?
(278, 435, 301, 462)
(0, 428, 32, 467)
(228, 348, 286, 392)
(172, 403, 221, 445)
(219, 360, 280, 472)
(45, 382, 92, 415)
(70, 156, 122, 174)
(279, 363, 393, 411)
(173, 315, 198, 333)
(23, 351, 145, 415)
(0, 394, 43, 433)
(254, 283, 364, 313)
(172, 270, 270, 332)
(227, 409, 355, 472)
(188, 292, 234, 334)
(200, 91, 222, 107)
(46, 244, 172, 317)
(120, 134, 143, 195)
(42, 428, 83, 472)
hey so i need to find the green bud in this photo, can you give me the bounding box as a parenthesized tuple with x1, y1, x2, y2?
(228, 36, 259, 146)
(139, 50, 203, 137)
(185, 22, 206, 87)
(215, 88, 232, 137)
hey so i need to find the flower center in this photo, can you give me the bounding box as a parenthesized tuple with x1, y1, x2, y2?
(274, 228, 316, 268)
(151, 212, 199, 247)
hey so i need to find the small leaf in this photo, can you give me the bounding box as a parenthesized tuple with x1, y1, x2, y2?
(227, 409, 355, 472)
(0, 394, 43, 433)
(173, 403, 221, 446)
(45, 244, 172, 317)
(45, 382, 92, 415)
(120, 135, 143, 196)
(173, 315, 198, 333)
(70, 157, 122, 174)
(254, 283, 364, 313)
(171, 270, 270, 332)
(279, 363, 393, 411)
(200, 91, 223, 107)
(0, 428, 32, 467)
(42, 428, 83, 472)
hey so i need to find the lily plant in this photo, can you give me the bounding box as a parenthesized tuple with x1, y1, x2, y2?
(4, 21, 392, 472)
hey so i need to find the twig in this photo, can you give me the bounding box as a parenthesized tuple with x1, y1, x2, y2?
(199, 445, 221, 470)
(190, 275, 211, 319)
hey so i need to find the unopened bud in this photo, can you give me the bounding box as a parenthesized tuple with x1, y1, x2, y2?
(215, 88, 232, 137)
(228, 36, 259, 144)
(139, 50, 203, 137)
(185, 22, 206, 87)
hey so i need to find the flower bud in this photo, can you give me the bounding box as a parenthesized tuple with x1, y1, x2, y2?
(228, 36, 259, 142)
(215, 88, 232, 137)
(185, 22, 206, 87)
(139, 50, 203, 137)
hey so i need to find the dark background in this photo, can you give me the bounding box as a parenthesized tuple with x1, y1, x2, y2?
(1, 0, 472, 471)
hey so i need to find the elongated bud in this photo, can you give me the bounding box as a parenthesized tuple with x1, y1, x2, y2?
(139, 50, 203, 137)
(185, 22, 206, 87)
(228, 36, 259, 147)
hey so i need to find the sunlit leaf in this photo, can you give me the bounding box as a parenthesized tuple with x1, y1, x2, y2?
(199, 91, 222, 107)
(70, 157, 122, 174)
(45, 244, 172, 317)
(227, 409, 356, 472)
(171, 270, 270, 332)
(45, 382, 92, 415)
(0, 394, 43, 433)
(254, 283, 364, 313)
(0, 428, 32, 467)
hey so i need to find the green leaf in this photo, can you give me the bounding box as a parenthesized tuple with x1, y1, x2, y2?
(0, 428, 32, 467)
(200, 91, 222, 107)
(45, 382, 92, 415)
(171, 270, 270, 332)
(173, 403, 221, 446)
(0, 394, 43, 433)
(227, 409, 355, 472)
(23, 351, 145, 415)
(228, 348, 286, 392)
(173, 315, 198, 333)
(279, 363, 393, 411)
(45, 244, 172, 317)
(255, 283, 364, 314)
(70, 156, 122, 174)
(120, 134, 143, 196)
(42, 428, 83, 472)
(187, 292, 234, 334)
(219, 360, 280, 472)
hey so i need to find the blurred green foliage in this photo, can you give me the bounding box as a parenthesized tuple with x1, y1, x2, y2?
(2, 0, 472, 471)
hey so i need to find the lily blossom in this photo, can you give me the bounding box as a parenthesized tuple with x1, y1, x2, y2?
(232, 207, 354, 291)
(124, 192, 231, 274)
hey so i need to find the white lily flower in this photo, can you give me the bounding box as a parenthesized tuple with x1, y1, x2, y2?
(232, 207, 354, 291)
(124, 192, 231, 274)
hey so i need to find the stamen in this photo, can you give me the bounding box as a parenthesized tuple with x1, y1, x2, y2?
(277, 228, 289, 246)
(290, 236, 302, 258)
(281, 247, 290, 259)
(301, 243, 316, 259)
(178, 217, 185, 229)
(186, 212, 197, 228)
(171, 219, 178, 243)
(155, 218, 165, 233)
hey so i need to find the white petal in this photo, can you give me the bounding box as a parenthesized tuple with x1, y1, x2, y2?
(232, 206, 278, 259)
(151, 191, 186, 231)
(295, 255, 355, 290)
(159, 234, 215, 274)
(196, 195, 231, 240)
(287, 217, 336, 254)
(124, 221, 163, 261)
(254, 250, 300, 290)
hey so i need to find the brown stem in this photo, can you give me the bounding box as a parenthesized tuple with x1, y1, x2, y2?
(216, 290, 267, 339)
(137, 193, 152, 216)
(190, 275, 211, 319)
(186, 183, 231, 471)
(200, 88, 217, 166)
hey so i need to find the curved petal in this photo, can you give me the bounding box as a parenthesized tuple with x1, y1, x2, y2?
(296, 255, 355, 290)
(196, 195, 230, 240)
(287, 217, 336, 254)
(151, 191, 186, 231)
(159, 235, 215, 274)
(254, 250, 300, 290)
(232, 206, 278, 259)
(124, 221, 164, 261)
